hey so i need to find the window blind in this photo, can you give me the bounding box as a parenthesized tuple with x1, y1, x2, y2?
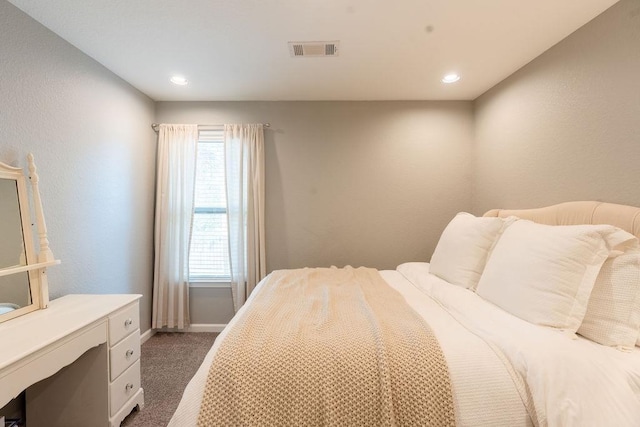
(189, 130, 231, 280)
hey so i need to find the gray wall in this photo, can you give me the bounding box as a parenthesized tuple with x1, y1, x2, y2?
(157, 101, 474, 323)
(0, 1, 157, 332)
(473, 0, 640, 214)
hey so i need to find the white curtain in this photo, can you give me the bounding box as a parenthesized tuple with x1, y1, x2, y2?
(152, 124, 199, 329)
(224, 124, 266, 312)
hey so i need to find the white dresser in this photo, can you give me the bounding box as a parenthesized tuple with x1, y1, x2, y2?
(0, 294, 144, 427)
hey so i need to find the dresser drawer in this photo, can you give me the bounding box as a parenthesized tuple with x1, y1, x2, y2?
(110, 329, 140, 381)
(109, 303, 139, 345)
(110, 359, 141, 417)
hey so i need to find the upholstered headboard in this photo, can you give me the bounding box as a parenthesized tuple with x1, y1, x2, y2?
(484, 201, 640, 240)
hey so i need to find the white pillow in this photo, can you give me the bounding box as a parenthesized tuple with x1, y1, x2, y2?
(476, 220, 636, 332)
(429, 212, 513, 290)
(578, 248, 640, 348)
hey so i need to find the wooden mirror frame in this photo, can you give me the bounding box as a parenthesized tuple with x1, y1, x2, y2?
(0, 154, 59, 322)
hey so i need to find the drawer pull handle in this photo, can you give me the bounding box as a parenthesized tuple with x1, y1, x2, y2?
(125, 383, 134, 391)
(124, 318, 133, 327)
(126, 349, 134, 358)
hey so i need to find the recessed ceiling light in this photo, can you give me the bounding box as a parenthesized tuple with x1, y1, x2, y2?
(441, 73, 461, 84)
(170, 75, 188, 85)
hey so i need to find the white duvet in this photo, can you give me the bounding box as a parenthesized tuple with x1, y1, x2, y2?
(169, 263, 640, 426)
(397, 262, 640, 427)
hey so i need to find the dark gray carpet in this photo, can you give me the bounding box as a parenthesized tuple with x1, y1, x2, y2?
(121, 332, 218, 427)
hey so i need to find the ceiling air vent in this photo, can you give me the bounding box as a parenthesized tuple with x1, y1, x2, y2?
(288, 41, 339, 57)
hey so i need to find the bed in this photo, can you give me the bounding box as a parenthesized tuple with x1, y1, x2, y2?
(168, 201, 640, 427)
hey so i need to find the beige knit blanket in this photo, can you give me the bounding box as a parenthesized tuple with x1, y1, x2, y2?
(197, 267, 456, 426)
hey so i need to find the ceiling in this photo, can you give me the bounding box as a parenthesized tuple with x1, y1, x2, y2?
(8, 0, 619, 101)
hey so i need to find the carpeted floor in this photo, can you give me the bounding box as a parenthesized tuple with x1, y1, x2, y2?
(121, 332, 218, 427)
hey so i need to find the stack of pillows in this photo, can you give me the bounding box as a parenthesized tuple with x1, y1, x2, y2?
(430, 212, 640, 349)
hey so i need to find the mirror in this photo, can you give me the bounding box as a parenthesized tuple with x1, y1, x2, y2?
(0, 154, 59, 322)
(0, 273, 31, 312)
(0, 178, 32, 313)
(0, 179, 27, 268)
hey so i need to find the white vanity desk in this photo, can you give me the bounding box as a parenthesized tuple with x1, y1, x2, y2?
(0, 294, 144, 426)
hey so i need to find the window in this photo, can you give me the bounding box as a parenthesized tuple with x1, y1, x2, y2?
(189, 130, 230, 282)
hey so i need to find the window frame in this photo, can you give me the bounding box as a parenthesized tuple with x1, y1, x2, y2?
(188, 131, 231, 287)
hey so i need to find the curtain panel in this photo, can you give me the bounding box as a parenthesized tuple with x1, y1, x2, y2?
(224, 124, 266, 312)
(152, 124, 199, 329)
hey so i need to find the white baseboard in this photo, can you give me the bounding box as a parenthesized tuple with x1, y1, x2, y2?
(140, 328, 156, 344)
(187, 324, 227, 333)
(146, 324, 228, 336)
